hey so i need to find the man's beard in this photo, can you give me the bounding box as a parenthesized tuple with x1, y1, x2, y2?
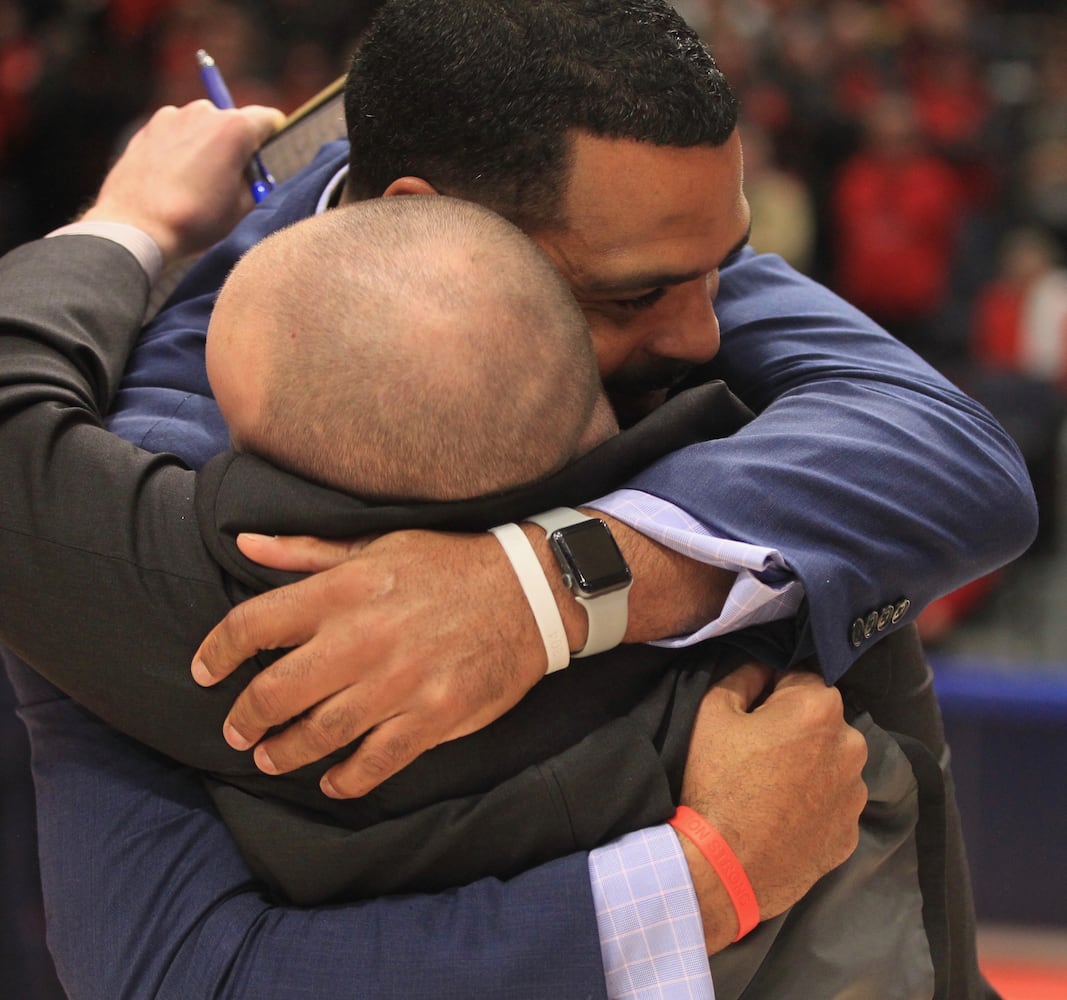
(604, 358, 694, 428)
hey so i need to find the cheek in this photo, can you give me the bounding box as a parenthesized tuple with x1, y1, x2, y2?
(586, 314, 657, 378)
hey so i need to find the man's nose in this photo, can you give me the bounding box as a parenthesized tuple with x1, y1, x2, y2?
(651, 278, 720, 366)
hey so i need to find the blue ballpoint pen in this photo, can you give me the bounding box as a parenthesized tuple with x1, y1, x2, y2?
(196, 48, 275, 202)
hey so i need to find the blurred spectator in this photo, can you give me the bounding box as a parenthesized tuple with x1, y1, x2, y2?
(149, 0, 280, 110)
(1018, 30, 1067, 254)
(741, 121, 816, 273)
(829, 89, 966, 357)
(973, 226, 1067, 386)
(960, 227, 1067, 552)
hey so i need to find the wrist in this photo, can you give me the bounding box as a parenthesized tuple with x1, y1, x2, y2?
(79, 201, 180, 264)
(670, 806, 760, 944)
(598, 515, 735, 643)
(676, 832, 738, 955)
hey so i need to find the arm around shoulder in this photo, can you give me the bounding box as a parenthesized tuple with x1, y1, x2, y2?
(626, 249, 1037, 680)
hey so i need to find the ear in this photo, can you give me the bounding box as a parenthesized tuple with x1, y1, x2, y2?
(381, 176, 440, 197)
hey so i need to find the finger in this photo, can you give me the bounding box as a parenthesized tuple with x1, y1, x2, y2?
(237, 103, 287, 141)
(769, 669, 828, 693)
(708, 661, 775, 713)
(248, 682, 377, 772)
(236, 533, 372, 572)
(758, 671, 844, 725)
(320, 715, 433, 799)
(190, 578, 325, 686)
(222, 637, 354, 751)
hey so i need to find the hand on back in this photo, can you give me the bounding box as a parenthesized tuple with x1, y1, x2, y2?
(678, 663, 868, 953)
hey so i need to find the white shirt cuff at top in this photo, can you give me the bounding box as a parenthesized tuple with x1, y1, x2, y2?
(46, 222, 164, 287)
(589, 826, 714, 999)
(588, 488, 804, 644)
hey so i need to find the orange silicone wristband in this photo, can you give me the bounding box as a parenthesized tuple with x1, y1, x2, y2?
(669, 805, 760, 941)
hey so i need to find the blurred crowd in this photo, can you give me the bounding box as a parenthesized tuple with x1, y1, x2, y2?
(0, 0, 382, 253)
(3, 0, 1065, 544)
(1, 1, 1066, 994)
(677, 0, 1067, 636)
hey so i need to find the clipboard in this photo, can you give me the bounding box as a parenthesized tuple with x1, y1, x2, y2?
(257, 76, 347, 184)
(146, 77, 348, 318)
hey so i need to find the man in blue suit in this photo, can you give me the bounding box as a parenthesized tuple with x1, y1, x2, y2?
(4, 100, 870, 1000)
(4, 1, 1034, 996)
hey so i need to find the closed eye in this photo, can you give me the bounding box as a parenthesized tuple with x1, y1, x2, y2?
(611, 288, 666, 312)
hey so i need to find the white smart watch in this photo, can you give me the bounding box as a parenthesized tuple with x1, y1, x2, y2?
(525, 507, 632, 658)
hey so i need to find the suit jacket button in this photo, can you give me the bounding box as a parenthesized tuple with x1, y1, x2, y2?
(891, 598, 911, 623)
(877, 605, 894, 630)
(850, 618, 866, 647)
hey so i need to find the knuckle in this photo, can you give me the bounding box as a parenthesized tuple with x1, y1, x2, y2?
(844, 726, 869, 767)
(221, 602, 259, 658)
(306, 702, 365, 754)
(299, 715, 344, 758)
(384, 725, 428, 765)
(355, 747, 398, 783)
(355, 727, 427, 785)
(422, 682, 462, 721)
(241, 673, 292, 726)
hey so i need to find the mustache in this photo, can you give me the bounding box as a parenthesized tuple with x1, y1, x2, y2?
(603, 358, 695, 397)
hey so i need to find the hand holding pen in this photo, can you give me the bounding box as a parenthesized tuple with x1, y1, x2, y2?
(196, 48, 276, 203)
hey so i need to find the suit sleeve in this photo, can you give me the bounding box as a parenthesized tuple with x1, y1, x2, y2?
(8, 658, 605, 1000)
(626, 249, 1038, 682)
(0, 236, 251, 760)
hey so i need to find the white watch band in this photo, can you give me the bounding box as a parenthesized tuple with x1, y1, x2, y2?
(526, 508, 631, 659)
(488, 523, 570, 674)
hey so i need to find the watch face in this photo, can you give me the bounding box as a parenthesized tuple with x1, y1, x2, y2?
(552, 519, 632, 596)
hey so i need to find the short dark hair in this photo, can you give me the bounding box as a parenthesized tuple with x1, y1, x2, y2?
(343, 0, 738, 229)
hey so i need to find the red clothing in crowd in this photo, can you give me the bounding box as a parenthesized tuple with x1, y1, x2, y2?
(832, 152, 964, 322)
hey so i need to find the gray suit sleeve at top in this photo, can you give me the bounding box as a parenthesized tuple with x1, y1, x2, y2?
(0, 236, 234, 742)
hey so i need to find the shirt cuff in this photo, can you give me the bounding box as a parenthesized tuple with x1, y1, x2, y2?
(588, 489, 804, 644)
(589, 826, 715, 1000)
(46, 221, 163, 287)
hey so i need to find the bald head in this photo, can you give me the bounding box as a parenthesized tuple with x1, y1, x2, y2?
(207, 196, 614, 501)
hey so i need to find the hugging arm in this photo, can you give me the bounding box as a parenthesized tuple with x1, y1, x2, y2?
(189, 247, 1036, 792)
(621, 247, 1038, 681)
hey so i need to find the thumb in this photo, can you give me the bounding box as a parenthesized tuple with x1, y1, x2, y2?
(709, 662, 775, 714)
(236, 533, 373, 572)
(238, 104, 287, 144)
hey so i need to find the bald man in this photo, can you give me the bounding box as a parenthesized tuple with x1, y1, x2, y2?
(208, 196, 616, 501)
